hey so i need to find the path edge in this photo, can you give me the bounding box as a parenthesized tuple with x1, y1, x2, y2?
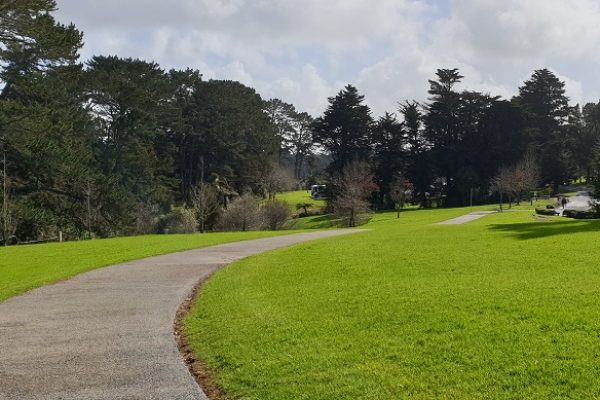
(173, 229, 368, 400)
(174, 270, 228, 400)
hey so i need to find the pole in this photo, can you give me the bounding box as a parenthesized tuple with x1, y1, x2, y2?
(86, 179, 92, 240)
(470, 188, 473, 207)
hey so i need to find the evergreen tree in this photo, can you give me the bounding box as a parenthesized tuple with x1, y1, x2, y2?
(515, 69, 574, 193)
(85, 56, 177, 225)
(287, 111, 314, 179)
(400, 101, 430, 207)
(313, 85, 373, 175)
(573, 102, 600, 180)
(372, 112, 405, 207)
(1, 0, 85, 242)
(423, 69, 464, 205)
(176, 79, 279, 196)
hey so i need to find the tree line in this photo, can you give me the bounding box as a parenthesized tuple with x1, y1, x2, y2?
(2, 1, 600, 242)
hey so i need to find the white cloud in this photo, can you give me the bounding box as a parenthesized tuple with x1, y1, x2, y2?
(55, 0, 600, 116)
(218, 61, 254, 86)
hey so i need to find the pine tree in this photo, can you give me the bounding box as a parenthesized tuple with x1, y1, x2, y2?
(313, 85, 373, 175)
(515, 69, 574, 193)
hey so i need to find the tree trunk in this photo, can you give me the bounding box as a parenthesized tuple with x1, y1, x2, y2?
(2, 144, 7, 245)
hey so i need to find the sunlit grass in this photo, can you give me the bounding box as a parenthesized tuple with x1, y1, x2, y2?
(0, 231, 292, 302)
(185, 205, 600, 399)
(276, 190, 327, 213)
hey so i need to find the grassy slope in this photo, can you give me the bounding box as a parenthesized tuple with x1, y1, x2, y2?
(185, 207, 600, 399)
(0, 231, 292, 303)
(276, 190, 327, 211)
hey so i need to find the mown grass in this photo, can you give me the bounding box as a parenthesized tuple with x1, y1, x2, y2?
(185, 206, 600, 399)
(276, 190, 327, 212)
(0, 231, 292, 303)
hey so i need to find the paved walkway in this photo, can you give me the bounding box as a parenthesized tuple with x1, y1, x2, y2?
(436, 211, 496, 225)
(0, 230, 362, 400)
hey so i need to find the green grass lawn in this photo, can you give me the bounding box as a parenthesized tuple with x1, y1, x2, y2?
(276, 190, 327, 213)
(185, 206, 600, 399)
(0, 231, 292, 303)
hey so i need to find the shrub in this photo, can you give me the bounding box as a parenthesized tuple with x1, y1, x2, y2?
(562, 209, 598, 219)
(190, 184, 221, 233)
(133, 202, 160, 234)
(263, 200, 291, 230)
(295, 202, 313, 217)
(160, 207, 197, 234)
(217, 194, 262, 231)
(535, 208, 557, 216)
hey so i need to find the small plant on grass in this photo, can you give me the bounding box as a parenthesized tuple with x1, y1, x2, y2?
(296, 202, 313, 217)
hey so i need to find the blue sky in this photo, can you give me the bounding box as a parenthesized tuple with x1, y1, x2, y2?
(56, 0, 600, 116)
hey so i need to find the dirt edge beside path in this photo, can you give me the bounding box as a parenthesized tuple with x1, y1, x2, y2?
(174, 272, 229, 400)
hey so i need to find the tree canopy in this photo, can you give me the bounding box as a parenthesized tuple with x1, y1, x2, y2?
(2, 3, 599, 241)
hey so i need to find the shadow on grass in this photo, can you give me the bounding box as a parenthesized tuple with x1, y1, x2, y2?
(488, 219, 600, 240)
(284, 214, 347, 230)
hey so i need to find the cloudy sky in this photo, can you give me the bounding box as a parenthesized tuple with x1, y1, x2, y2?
(55, 0, 600, 117)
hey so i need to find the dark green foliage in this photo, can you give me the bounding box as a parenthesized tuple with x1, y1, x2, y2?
(562, 209, 597, 219)
(313, 85, 373, 175)
(372, 112, 405, 207)
(591, 146, 600, 215)
(85, 56, 178, 213)
(400, 101, 430, 207)
(573, 102, 600, 180)
(422, 69, 526, 206)
(1, 0, 86, 241)
(514, 69, 575, 193)
(3, 2, 599, 240)
(175, 79, 278, 199)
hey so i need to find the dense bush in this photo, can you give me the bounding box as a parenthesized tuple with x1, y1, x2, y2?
(562, 209, 598, 219)
(133, 203, 160, 234)
(160, 207, 197, 234)
(217, 194, 262, 232)
(535, 207, 557, 216)
(262, 200, 291, 230)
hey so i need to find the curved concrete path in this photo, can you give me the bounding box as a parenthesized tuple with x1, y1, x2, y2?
(0, 230, 362, 400)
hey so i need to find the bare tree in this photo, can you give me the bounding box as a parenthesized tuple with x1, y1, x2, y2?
(332, 162, 378, 227)
(513, 151, 540, 205)
(491, 166, 514, 212)
(390, 175, 410, 219)
(191, 183, 220, 233)
(287, 111, 314, 179)
(491, 152, 539, 211)
(217, 194, 262, 232)
(262, 165, 297, 200)
(262, 200, 291, 230)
